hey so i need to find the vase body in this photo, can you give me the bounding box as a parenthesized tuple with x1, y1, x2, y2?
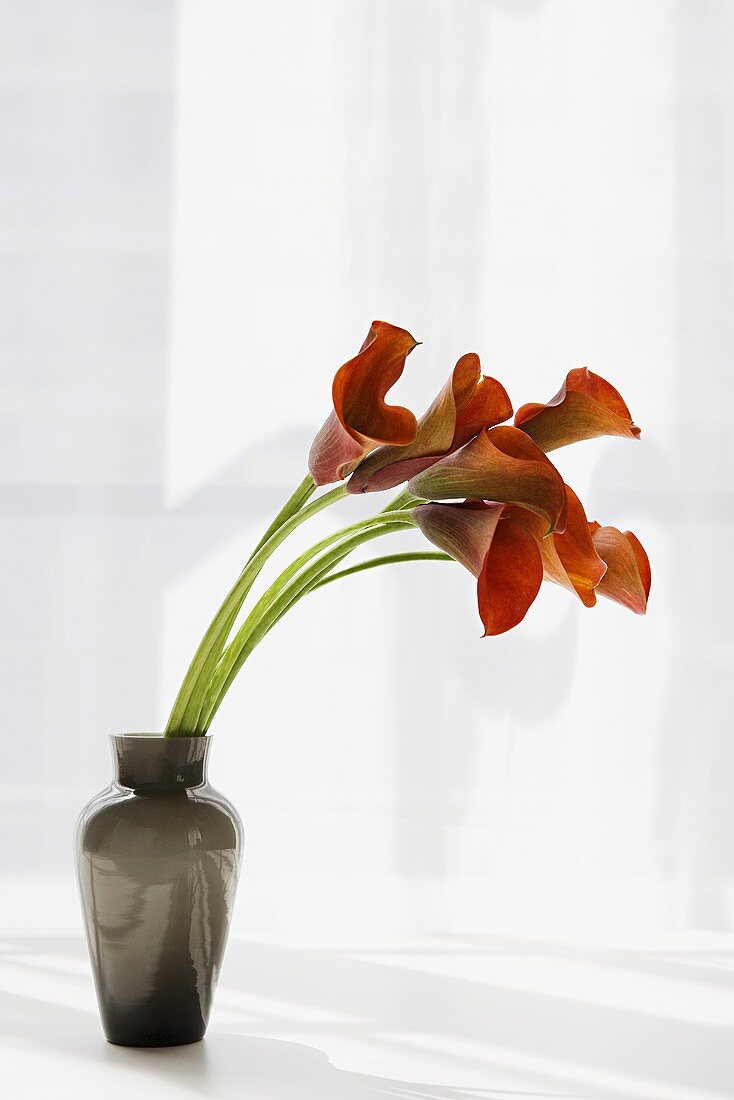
(75, 734, 243, 1047)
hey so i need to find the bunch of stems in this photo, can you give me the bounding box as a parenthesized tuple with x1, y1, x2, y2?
(164, 475, 450, 737)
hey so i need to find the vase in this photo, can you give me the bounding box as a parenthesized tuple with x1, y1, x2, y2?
(75, 734, 243, 1047)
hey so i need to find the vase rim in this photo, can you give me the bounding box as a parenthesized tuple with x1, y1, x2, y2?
(110, 733, 212, 789)
(110, 732, 212, 740)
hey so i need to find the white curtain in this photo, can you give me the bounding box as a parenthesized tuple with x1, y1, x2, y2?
(2, 0, 733, 939)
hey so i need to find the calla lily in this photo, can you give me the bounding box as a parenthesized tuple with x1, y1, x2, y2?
(408, 425, 568, 534)
(308, 321, 420, 485)
(414, 501, 543, 636)
(348, 353, 512, 493)
(413, 486, 650, 636)
(166, 322, 652, 738)
(514, 367, 641, 452)
(589, 523, 651, 614)
(507, 484, 607, 607)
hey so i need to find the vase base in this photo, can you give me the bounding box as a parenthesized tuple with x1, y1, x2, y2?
(105, 1032, 206, 1049)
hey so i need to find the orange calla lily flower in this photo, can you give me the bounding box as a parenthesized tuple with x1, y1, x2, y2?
(348, 353, 512, 493)
(414, 501, 543, 636)
(408, 424, 568, 534)
(413, 488, 650, 636)
(589, 523, 651, 614)
(507, 484, 607, 607)
(308, 321, 420, 485)
(515, 368, 641, 452)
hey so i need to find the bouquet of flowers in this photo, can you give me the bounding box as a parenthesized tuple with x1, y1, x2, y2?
(165, 321, 650, 737)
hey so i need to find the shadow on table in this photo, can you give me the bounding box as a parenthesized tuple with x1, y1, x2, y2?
(0, 984, 557, 1100)
(0, 935, 732, 1099)
(108, 1033, 563, 1099)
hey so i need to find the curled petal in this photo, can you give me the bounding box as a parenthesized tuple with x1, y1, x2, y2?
(515, 368, 641, 452)
(478, 519, 544, 636)
(452, 363, 513, 449)
(589, 524, 651, 614)
(308, 321, 419, 485)
(336, 321, 418, 442)
(408, 425, 567, 534)
(414, 500, 502, 576)
(349, 353, 511, 493)
(510, 485, 607, 607)
(414, 501, 542, 635)
(547, 486, 607, 605)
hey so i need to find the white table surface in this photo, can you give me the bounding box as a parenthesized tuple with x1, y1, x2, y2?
(1, 932, 732, 1100)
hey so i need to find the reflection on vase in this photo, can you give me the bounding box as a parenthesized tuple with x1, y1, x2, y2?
(75, 734, 243, 1047)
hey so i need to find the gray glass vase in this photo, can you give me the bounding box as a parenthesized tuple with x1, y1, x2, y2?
(75, 734, 243, 1047)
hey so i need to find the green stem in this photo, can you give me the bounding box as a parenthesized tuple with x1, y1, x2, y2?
(311, 551, 453, 590)
(260, 550, 453, 640)
(250, 473, 316, 558)
(256, 490, 424, 637)
(164, 481, 347, 736)
(199, 515, 415, 731)
(266, 487, 425, 623)
(382, 486, 423, 512)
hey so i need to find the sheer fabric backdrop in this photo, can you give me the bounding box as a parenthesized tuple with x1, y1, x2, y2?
(2, 0, 732, 938)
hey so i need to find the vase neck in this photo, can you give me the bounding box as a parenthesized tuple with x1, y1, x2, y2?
(111, 735, 211, 792)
